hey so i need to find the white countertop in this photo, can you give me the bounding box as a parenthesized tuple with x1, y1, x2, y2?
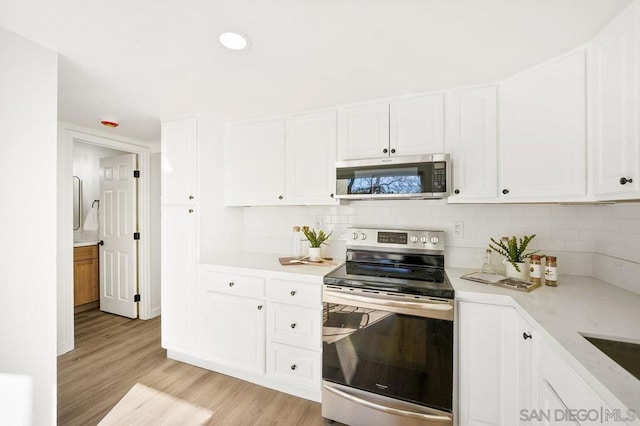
(447, 268, 640, 412)
(201, 252, 343, 280)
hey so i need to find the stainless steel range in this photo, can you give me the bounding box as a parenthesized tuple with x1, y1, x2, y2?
(322, 227, 454, 426)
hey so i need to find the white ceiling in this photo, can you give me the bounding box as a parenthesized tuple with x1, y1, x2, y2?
(0, 0, 633, 142)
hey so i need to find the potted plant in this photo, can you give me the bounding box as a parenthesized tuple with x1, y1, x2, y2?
(302, 227, 332, 261)
(489, 234, 539, 280)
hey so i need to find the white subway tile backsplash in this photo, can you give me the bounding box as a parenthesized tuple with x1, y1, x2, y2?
(243, 202, 640, 290)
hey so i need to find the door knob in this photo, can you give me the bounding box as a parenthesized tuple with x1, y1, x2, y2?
(620, 177, 633, 185)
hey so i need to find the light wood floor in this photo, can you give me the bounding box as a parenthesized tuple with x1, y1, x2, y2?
(58, 310, 326, 425)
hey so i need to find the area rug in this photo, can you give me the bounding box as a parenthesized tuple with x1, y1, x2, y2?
(98, 383, 213, 425)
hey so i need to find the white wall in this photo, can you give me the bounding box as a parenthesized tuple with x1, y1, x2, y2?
(73, 142, 128, 226)
(0, 26, 58, 425)
(198, 116, 244, 260)
(242, 201, 640, 294)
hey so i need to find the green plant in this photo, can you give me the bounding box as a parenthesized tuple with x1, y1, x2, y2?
(489, 234, 539, 272)
(302, 228, 332, 248)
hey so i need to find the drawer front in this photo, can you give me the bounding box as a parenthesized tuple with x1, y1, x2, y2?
(267, 342, 321, 390)
(540, 341, 606, 411)
(269, 303, 322, 349)
(74, 245, 98, 261)
(268, 279, 321, 307)
(199, 268, 265, 298)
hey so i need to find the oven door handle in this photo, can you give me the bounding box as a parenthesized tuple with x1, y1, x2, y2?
(324, 290, 454, 321)
(323, 384, 452, 423)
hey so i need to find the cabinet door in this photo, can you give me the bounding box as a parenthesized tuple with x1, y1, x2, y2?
(500, 50, 587, 200)
(337, 103, 389, 160)
(390, 94, 444, 156)
(225, 119, 286, 206)
(446, 86, 498, 201)
(199, 291, 266, 374)
(592, 2, 640, 198)
(286, 111, 338, 205)
(459, 302, 518, 426)
(161, 205, 197, 352)
(161, 118, 197, 205)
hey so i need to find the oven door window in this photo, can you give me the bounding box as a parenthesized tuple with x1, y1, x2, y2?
(322, 302, 453, 412)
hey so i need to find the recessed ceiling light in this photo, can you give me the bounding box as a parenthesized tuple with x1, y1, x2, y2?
(219, 32, 250, 50)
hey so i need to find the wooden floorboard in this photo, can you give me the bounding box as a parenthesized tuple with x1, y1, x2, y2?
(57, 309, 325, 425)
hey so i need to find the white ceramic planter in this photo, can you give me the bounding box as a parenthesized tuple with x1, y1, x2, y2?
(308, 247, 322, 261)
(505, 261, 529, 281)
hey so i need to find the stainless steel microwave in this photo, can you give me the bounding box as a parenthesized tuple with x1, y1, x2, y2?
(335, 153, 450, 200)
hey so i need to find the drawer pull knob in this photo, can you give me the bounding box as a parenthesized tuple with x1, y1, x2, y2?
(257, 305, 263, 310)
(523, 332, 532, 340)
(290, 290, 296, 296)
(290, 323, 296, 329)
(290, 364, 296, 371)
(228, 282, 234, 287)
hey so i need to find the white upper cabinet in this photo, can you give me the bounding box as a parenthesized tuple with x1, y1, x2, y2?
(337, 102, 390, 160)
(286, 110, 338, 205)
(390, 94, 445, 156)
(161, 117, 198, 205)
(592, 2, 640, 199)
(500, 50, 587, 201)
(225, 119, 286, 206)
(446, 86, 498, 202)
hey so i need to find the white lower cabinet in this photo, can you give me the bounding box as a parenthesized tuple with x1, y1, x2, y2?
(194, 265, 323, 401)
(459, 299, 616, 426)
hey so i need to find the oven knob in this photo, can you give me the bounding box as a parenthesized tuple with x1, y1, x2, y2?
(420, 236, 428, 243)
(410, 236, 419, 243)
(360, 233, 367, 240)
(352, 232, 359, 240)
(430, 236, 440, 244)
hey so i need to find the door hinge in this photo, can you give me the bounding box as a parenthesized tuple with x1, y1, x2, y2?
(134, 232, 140, 240)
(134, 294, 141, 302)
(133, 170, 140, 178)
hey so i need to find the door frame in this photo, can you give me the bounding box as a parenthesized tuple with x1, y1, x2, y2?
(58, 124, 155, 355)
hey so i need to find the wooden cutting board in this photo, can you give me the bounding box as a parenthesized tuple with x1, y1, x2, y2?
(278, 257, 334, 266)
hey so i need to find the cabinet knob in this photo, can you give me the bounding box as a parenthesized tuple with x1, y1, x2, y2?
(390, 148, 396, 154)
(620, 177, 633, 185)
(290, 323, 296, 329)
(502, 189, 509, 195)
(523, 332, 532, 340)
(98, 240, 104, 246)
(188, 195, 194, 200)
(257, 305, 263, 310)
(290, 364, 297, 371)
(290, 290, 296, 296)
(278, 195, 284, 200)
(330, 193, 334, 198)
(188, 209, 194, 213)
(454, 189, 460, 195)
(383, 148, 388, 154)
(228, 282, 234, 287)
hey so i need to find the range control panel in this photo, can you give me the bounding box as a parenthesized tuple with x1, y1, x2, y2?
(347, 227, 445, 252)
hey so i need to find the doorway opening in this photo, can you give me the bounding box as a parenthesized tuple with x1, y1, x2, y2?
(58, 127, 159, 355)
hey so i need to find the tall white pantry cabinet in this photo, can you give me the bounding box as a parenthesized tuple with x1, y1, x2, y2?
(161, 117, 199, 353)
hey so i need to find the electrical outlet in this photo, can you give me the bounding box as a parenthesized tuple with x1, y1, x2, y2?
(453, 221, 464, 238)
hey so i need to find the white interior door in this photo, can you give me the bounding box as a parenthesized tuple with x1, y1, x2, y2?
(100, 153, 138, 318)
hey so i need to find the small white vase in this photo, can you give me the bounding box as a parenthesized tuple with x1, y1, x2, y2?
(505, 261, 528, 281)
(308, 247, 322, 261)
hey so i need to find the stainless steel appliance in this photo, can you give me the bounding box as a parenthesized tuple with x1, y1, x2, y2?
(334, 153, 450, 200)
(322, 227, 454, 426)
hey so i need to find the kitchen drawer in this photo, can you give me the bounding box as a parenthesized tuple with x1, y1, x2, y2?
(267, 279, 321, 307)
(540, 340, 606, 411)
(268, 303, 322, 349)
(267, 342, 321, 390)
(74, 245, 98, 261)
(199, 268, 265, 298)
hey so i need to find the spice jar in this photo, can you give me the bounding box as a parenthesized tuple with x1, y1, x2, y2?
(529, 255, 542, 285)
(545, 256, 558, 286)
